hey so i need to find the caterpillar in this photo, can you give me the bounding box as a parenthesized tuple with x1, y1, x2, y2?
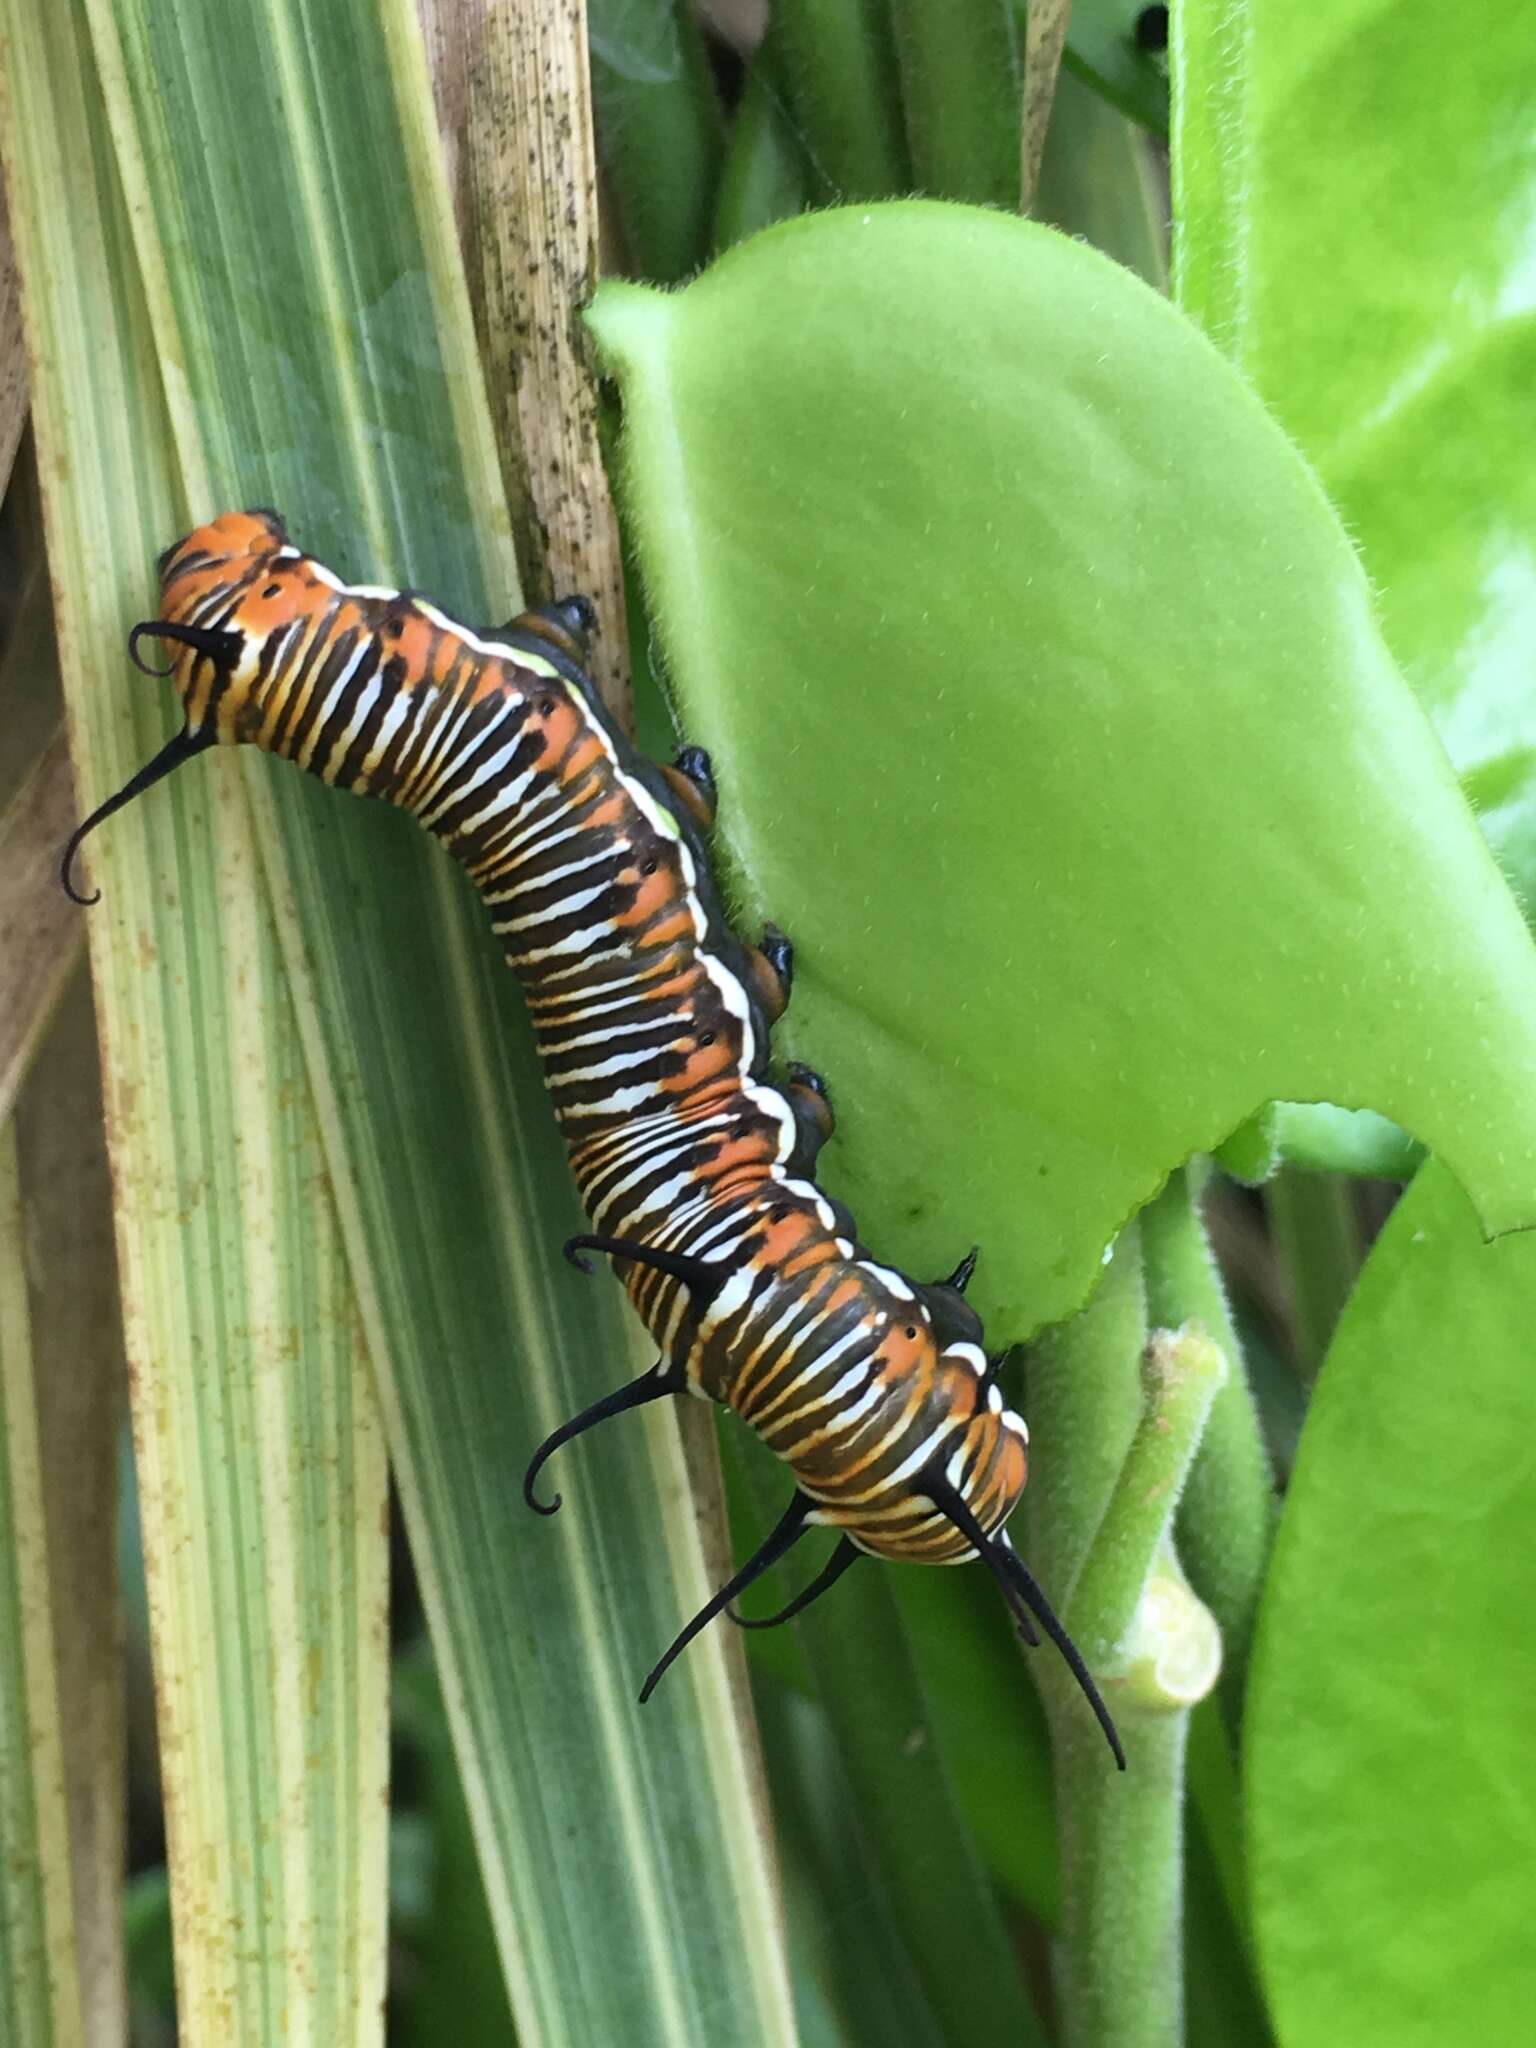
(63, 508, 1123, 1767)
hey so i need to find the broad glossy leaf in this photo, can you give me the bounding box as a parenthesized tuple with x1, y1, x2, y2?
(1174, 0, 1536, 915)
(1245, 1161, 1536, 2044)
(588, 203, 1536, 1337)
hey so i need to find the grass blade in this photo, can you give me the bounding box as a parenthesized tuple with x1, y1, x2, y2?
(13, 978, 131, 2040)
(0, 6, 391, 2039)
(0, 1124, 83, 2048)
(17, 0, 798, 2036)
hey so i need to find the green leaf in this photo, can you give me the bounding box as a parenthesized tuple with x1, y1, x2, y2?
(390, 1649, 513, 2048)
(889, 1564, 1058, 1921)
(752, 1677, 944, 2048)
(1033, 64, 1167, 290)
(1173, 0, 1536, 914)
(729, 1425, 1046, 2043)
(0, 7, 390, 2040)
(588, 203, 1536, 1340)
(773, 0, 909, 198)
(713, 71, 811, 254)
(588, 0, 724, 282)
(1245, 1160, 1536, 2044)
(0, 474, 79, 1119)
(1059, 0, 1169, 139)
(11, 978, 131, 2042)
(0, 1126, 83, 2048)
(891, 0, 1021, 207)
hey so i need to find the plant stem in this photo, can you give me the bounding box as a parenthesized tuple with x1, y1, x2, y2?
(588, 0, 724, 283)
(713, 70, 810, 253)
(1264, 1164, 1362, 1379)
(1051, 1688, 1190, 2048)
(1026, 1237, 1226, 2048)
(889, 0, 1021, 206)
(1023, 1222, 1147, 1601)
(774, 0, 909, 198)
(1066, 1330, 1226, 1670)
(1141, 1168, 1276, 1707)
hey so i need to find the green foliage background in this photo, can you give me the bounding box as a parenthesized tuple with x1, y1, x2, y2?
(0, 3, 1532, 2047)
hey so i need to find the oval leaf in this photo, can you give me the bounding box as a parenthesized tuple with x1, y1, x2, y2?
(1174, 1, 1536, 915)
(588, 202, 1536, 1334)
(1245, 1160, 1536, 2044)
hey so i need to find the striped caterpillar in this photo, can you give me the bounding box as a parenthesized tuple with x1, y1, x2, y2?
(64, 509, 1122, 1766)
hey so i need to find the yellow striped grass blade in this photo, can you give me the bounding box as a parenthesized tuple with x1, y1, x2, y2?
(0, 4, 390, 2041)
(11, 976, 131, 2041)
(0, 184, 26, 492)
(0, 1123, 83, 2048)
(6, 0, 797, 2037)
(0, 472, 82, 1123)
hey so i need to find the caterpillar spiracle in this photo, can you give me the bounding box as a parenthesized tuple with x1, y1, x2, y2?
(63, 509, 1123, 1767)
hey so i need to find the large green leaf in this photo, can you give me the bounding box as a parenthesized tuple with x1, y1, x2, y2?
(588, 203, 1536, 1339)
(5, 0, 795, 2040)
(1244, 1160, 1536, 2044)
(1173, 0, 1536, 913)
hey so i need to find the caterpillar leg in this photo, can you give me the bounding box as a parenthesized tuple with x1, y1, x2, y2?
(499, 593, 597, 664)
(522, 1356, 686, 1515)
(784, 1062, 835, 1171)
(661, 746, 717, 829)
(741, 924, 794, 1024)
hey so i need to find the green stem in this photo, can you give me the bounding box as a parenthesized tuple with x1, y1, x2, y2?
(1066, 1331, 1226, 1670)
(712, 70, 810, 253)
(588, 0, 724, 282)
(774, 0, 910, 198)
(1027, 1234, 1225, 2048)
(1051, 1699, 1189, 2048)
(1264, 1164, 1362, 1379)
(889, 0, 1021, 205)
(1141, 1168, 1277, 1707)
(1023, 1221, 1147, 1602)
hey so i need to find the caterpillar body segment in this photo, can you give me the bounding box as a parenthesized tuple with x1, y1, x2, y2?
(66, 509, 1123, 1767)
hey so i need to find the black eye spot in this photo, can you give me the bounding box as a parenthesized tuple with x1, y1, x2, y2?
(769, 1205, 790, 1224)
(699, 1030, 716, 1046)
(905, 1325, 918, 1340)
(537, 697, 557, 716)
(643, 858, 658, 875)
(262, 583, 282, 599)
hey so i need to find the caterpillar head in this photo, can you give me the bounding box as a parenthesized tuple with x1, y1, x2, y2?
(59, 512, 291, 902)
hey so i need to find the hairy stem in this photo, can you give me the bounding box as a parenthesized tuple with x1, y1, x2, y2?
(1141, 1167, 1276, 1708)
(1027, 1237, 1225, 2048)
(1067, 1328, 1226, 1671)
(1049, 1650, 1191, 2048)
